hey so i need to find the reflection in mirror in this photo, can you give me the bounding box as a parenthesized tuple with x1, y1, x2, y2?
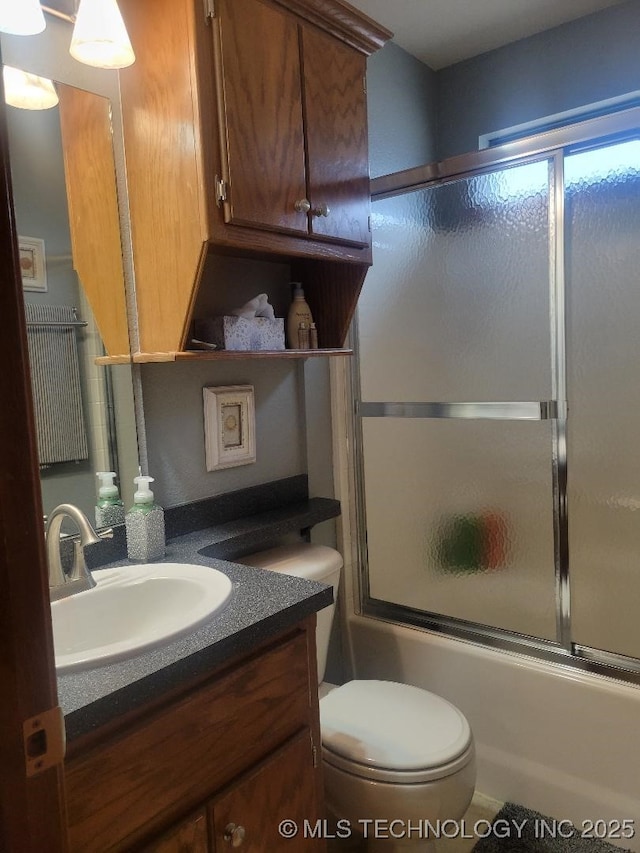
(5, 79, 138, 525)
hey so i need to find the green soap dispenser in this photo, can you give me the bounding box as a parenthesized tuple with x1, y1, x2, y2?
(95, 471, 125, 528)
(125, 475, 165, 562)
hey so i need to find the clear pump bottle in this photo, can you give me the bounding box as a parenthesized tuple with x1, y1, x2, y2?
(125, 475, 165, 561)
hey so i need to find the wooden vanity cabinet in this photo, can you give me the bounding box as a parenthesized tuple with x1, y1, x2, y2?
(117, 0, 390, 359)
(64, 620, 325, 851)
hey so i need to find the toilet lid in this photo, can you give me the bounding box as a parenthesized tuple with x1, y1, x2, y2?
(320, 680, 471, 773)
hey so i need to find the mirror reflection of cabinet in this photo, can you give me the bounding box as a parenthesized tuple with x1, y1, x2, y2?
(57, 83, 130, 359)
(4, 76, 138, 522)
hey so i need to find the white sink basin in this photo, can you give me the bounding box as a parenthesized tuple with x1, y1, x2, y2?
(52, 562, 233, 673)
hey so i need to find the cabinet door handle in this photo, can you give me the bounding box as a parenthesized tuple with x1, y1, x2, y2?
(294, 198, 311, 213)
(223, 823, 246, 847)
(311, 202, 330, 218)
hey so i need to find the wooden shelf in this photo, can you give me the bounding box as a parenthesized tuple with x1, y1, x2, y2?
(96, 348, 353, 365)
(174, 347, 353, 361)
(94, 354, 133, 365)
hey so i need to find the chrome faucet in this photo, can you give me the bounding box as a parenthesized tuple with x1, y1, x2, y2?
(46, 504, 109, 601)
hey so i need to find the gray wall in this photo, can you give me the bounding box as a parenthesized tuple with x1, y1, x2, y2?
(367, 41, 439, 177)
(7, 107, 75, 306)
(437, 0, 640, 159)
(142, 360, 305, 508)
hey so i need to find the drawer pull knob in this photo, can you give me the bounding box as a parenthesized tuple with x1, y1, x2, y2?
(224, 823, 246, 847)
(294, 198, 311, 213)
(311, 202, 330, 217)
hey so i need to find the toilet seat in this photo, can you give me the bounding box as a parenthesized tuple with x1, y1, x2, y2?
(320, 680, 473, 784)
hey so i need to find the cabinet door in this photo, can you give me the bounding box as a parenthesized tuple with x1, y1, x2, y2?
(211, 732, 322, 852)
(215, 0, 308, 236)
(301, 26, 370, 248)
(143, 810, 208, 852)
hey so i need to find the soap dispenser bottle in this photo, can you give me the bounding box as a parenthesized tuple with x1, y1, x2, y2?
(95, 471, 125, 528)
(125, 475, 166, 562)
(286, 283, 313, 349)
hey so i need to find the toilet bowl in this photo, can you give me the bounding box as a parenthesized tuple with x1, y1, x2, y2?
(239, 544, 476, 851)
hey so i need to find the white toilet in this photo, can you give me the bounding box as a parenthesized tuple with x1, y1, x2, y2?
(240, 543, 476, 851)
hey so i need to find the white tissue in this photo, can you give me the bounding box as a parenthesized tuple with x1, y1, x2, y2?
(231, 293, 275, 320)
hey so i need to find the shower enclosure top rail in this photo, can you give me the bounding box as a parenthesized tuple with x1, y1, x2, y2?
(370, 105, 640, 200)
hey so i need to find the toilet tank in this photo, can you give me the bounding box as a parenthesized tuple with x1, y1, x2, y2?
(238, 544, 343, 683)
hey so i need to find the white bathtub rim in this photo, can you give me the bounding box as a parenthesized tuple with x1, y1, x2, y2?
(350, 612, 640, 699)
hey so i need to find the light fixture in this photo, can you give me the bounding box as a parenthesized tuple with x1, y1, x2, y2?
(0, 0, 46, 36)
(69, 0, 135, 69)
(3, 65, 58, 110)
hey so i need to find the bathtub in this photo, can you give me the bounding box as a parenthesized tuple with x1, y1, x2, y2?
(348, 613, 640, 852)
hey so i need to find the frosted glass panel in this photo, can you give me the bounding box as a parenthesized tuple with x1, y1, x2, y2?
(363, 418, 556, 640)
(566, 139, 640, 658)
(360, 159, 552, 402)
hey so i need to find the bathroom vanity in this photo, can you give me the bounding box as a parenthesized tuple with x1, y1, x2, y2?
(58, 523, 333, 852)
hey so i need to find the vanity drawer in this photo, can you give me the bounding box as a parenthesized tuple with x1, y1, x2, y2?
(65, 630, 312, 851)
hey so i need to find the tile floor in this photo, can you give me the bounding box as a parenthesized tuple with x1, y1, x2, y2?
(326, 791, 503, 852)
(435, 793, 503, 853)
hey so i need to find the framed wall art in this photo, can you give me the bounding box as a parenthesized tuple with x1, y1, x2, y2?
(203, 385, 256, 471)
(19, 236, 47, 292)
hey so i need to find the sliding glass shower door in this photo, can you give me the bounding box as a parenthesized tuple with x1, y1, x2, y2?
(356, 111, 640, 675)
(358, 159, 558, 641)
(566, 139, 640, 661)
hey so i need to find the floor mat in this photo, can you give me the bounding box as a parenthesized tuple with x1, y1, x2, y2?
(472, 803, 632, 852)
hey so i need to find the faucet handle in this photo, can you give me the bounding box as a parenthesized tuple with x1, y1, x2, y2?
(99, 527, 114, 540)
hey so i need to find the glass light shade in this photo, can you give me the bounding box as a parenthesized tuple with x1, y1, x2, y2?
(3, 66, 59, 110)
(0, 0, 46, 36)
(69, 0, 135, 69)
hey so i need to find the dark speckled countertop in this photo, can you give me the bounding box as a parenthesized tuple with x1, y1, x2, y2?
(57, 526, 332, 743)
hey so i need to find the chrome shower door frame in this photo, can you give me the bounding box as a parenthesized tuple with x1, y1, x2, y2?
(354, 106, 640, 685)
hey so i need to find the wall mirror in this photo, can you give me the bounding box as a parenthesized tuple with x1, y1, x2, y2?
(2, 21, 139, 525)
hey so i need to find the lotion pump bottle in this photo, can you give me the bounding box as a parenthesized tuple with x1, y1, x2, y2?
(125, 475, 165, 562)
(95, 471, 125, 528)
(286, 283, 313, 349)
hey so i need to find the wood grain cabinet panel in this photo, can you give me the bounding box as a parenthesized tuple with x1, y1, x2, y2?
(211, 732, 320, 852)
(57, 84, 130, 358)
(301, 25, 370, 247)
(143, 810, 208, 852)
(65, 632, 313, 852)
(215, 0, 309, 235)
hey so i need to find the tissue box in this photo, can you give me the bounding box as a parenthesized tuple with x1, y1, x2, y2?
(195, 316, 285, 351)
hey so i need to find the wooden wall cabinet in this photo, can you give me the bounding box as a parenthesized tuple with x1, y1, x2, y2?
(216, 0, 370, 249)
(117, 0, 390, 361)
(64, 622, 325, 852)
